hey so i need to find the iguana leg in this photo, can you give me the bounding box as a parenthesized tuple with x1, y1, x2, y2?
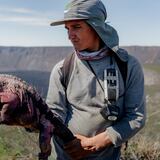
(38, 115, 54, 160)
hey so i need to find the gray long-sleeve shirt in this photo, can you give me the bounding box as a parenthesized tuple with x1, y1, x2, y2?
(46, 50, 146, 160)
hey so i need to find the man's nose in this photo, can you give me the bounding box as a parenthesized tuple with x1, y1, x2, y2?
(68, 29, 76, 40)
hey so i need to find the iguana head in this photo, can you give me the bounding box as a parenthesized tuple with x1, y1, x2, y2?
(0, 91, 20, 125)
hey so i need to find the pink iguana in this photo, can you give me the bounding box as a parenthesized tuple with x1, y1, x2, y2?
(0, 74, 75, 160)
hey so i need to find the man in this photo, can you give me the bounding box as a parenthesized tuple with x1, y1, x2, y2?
(46, 0, 146, 159)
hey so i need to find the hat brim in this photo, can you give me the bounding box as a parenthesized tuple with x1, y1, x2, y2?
(50, 17, 88, 26)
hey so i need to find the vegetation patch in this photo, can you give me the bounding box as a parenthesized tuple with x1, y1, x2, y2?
(144, 64, 160, 73)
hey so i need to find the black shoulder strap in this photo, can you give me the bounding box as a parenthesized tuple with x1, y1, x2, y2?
(113, 52, 128, 87)
(113, 49, 128, 149)
(61, 52, 75, 89)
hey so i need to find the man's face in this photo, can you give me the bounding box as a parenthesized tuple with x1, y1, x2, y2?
(65, 20, 101, 51)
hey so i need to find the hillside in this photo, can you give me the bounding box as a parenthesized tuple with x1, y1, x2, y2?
(0, 46, 73, 72)
(0, 46, 160, 72)
(124, 46, 160, 64)
(0, 46, 73, 97)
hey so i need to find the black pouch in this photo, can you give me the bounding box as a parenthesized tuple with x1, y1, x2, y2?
(100, 104, 120, 121)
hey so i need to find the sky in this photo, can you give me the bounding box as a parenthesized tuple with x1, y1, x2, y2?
(0, 0, 160, 47)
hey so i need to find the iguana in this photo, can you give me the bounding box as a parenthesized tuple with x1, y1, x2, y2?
(0, 74, 75, 160)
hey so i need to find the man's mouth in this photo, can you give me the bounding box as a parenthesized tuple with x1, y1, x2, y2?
(71, 39, 79, 44)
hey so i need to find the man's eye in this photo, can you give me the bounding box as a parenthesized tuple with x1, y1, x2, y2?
(74, 26, 81, 29)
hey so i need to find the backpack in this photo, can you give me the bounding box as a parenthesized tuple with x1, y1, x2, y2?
(61, 48, 128, 88)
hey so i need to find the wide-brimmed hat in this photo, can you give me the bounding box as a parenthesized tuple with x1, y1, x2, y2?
(50, 0, 119, 52)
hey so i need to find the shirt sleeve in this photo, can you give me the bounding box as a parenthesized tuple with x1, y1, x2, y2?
(106, 55, 146, 147)
(46, 60, 68, 123)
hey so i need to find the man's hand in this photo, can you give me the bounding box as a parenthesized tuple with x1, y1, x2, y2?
(64, 132, 113, 160)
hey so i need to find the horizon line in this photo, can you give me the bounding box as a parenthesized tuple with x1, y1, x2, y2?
(0, 45, 160, 48)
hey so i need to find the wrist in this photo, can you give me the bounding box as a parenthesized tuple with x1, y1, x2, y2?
(93, 132, 113, 149)
(104, 132, 113, 146)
